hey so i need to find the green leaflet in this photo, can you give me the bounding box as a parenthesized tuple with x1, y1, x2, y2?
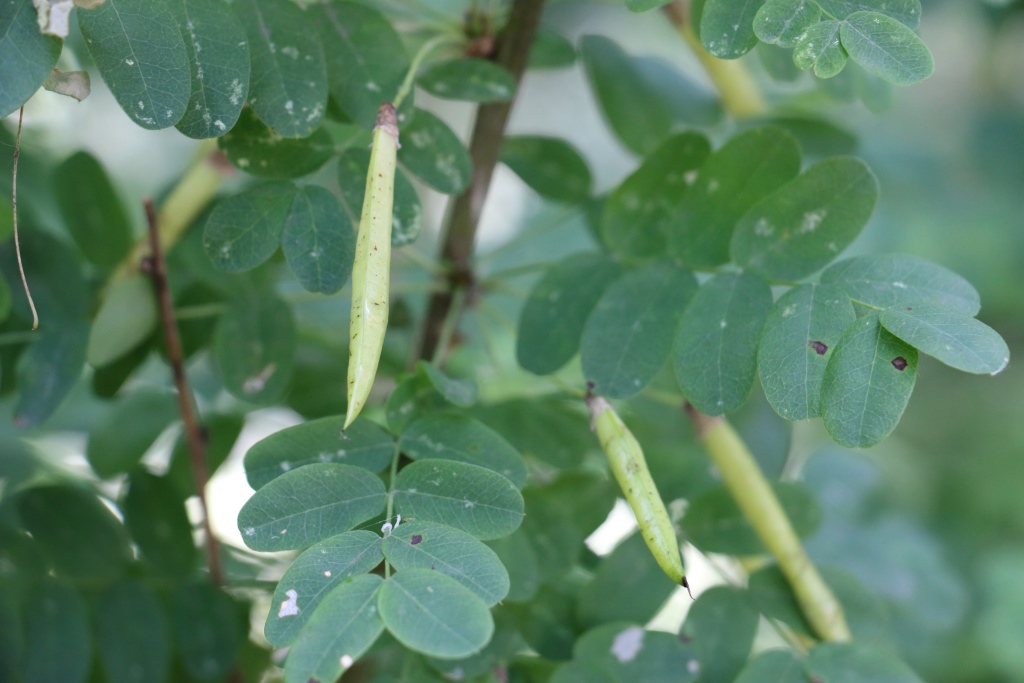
(521, 471, 617, 583)
(578, 34, 720, 155)
(681, 482, 823, 555)
(172, 0, 251, 139)
(735, 650, 805, 683)
(393, 460, 525, 540)
(680, 586, 760, 683)
(382, 520, 510, 605)
(625, 0, 674, 11)
(473, 397, 593, 470)
(314, 0, 410, 128)
(529, 28, 577, 69)
(487, 529, 539, 601)
(377, 568, 494, 659)
(759, 43, 803, 82)
(753, 0, 821, 48)
(0, 585, 22, 683)
(172, 582, 242, 682)
(265, 530, 383, 647)
(14, 324, 88, 428)
(244, 416, 394, 490)
(793, 21, 848, 78)
(601, 132, 711, 258)
(757, 283, 857, 420)
(18, 485, 131, 582)
(419, 360, 478, 406)
(820, 254, 980, 315)
(235, 0, 327, 137)
(576, 532, 679, 628)
(399, 414, 527, 488)
(78, 0, 191, 130)
(820, 313, 918, 448)
(22, 580, 91, 683)
(806, 643, 924, 683)
(671, 126, 801, 267)
(238, 463, 387, 551)
(283, 574, 384, 683)
(86, 275, 157, 368)
(282, 185, 357, 294)
(516, 252, 624, 375)
(123, 471, 198, 578)
(419, 58, 516, 102)
(700, 0, 766, 59)
(732, 156, 879, 280)
(213, 294, 296, 404)
(817, 0, 921, 28)
(879, 303, 1009, 375)
(203, 182, 299, 272)
(86, 390, 179, 478)
(840, 11, 934, 86)
(500, 136, 593, 205)
(580, 263, 698, 399)
(568, 622, 699, 683)
(218, 107, 335, 179)
(0, 0, 62, 118)
(54, 151, 133, 268)
(426, 613, 525, 680)
(398, 109, 472, 194)
(96, 581, 170, 683)
(337, 147, 424, 248)
(673, 272, 774, 416)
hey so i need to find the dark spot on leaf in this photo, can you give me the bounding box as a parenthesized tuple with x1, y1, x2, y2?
(906, 307, 913, 310)
(410, 534, 422, 545)
(892, 356, 908, 371)
(809, 340, 828, 355)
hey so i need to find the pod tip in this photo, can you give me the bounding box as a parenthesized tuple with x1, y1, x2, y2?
(682, 576, 694, 600)
(375, 103, 399, 141)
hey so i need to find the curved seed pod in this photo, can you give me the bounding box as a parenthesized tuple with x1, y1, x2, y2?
(586, 393, 687, 589)
(345, 103, 399, 428)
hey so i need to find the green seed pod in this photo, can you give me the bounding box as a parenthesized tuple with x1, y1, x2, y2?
(345, 103, 399, 429)
(586, 393, 687, 588)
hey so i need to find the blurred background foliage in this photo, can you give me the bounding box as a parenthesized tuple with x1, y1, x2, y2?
(1, 0, 1023, 681)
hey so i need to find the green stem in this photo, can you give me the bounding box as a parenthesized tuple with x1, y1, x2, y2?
(431, 287, 467, 365)
(850, 298, 882, 310)
(686, 406, 851, 643)
(0, 330, 39, 346)
(108, 141, 227, 289)
(663, 1, 766, 119)
(384, 440, 401, 579)
(393, 34, 462, 109)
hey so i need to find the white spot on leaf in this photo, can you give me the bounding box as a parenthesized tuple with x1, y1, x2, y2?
(278, 589, 299, 617)
(610, 626, 645, 663)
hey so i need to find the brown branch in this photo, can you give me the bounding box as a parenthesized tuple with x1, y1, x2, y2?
(417, 0, 546, 362)
(141, 197, 224, 587)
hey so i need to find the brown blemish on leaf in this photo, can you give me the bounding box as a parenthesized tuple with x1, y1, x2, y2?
(411, 534, 422, 545)
(892, 356, 908, 371)
(809, 340, 828, 355)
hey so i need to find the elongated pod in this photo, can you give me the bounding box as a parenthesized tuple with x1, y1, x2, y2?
(345, 104, 399, 428)
(586, 394, 687, 588)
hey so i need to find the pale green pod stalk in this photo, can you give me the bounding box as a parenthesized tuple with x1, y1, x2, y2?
(586, 393, 688, 589)
(345, 103, 399, 429)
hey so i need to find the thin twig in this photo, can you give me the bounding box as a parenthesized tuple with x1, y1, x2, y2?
(417, 0, 547, 362)
(12, 108, 38, 330)
(141, 197, 224, 587)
